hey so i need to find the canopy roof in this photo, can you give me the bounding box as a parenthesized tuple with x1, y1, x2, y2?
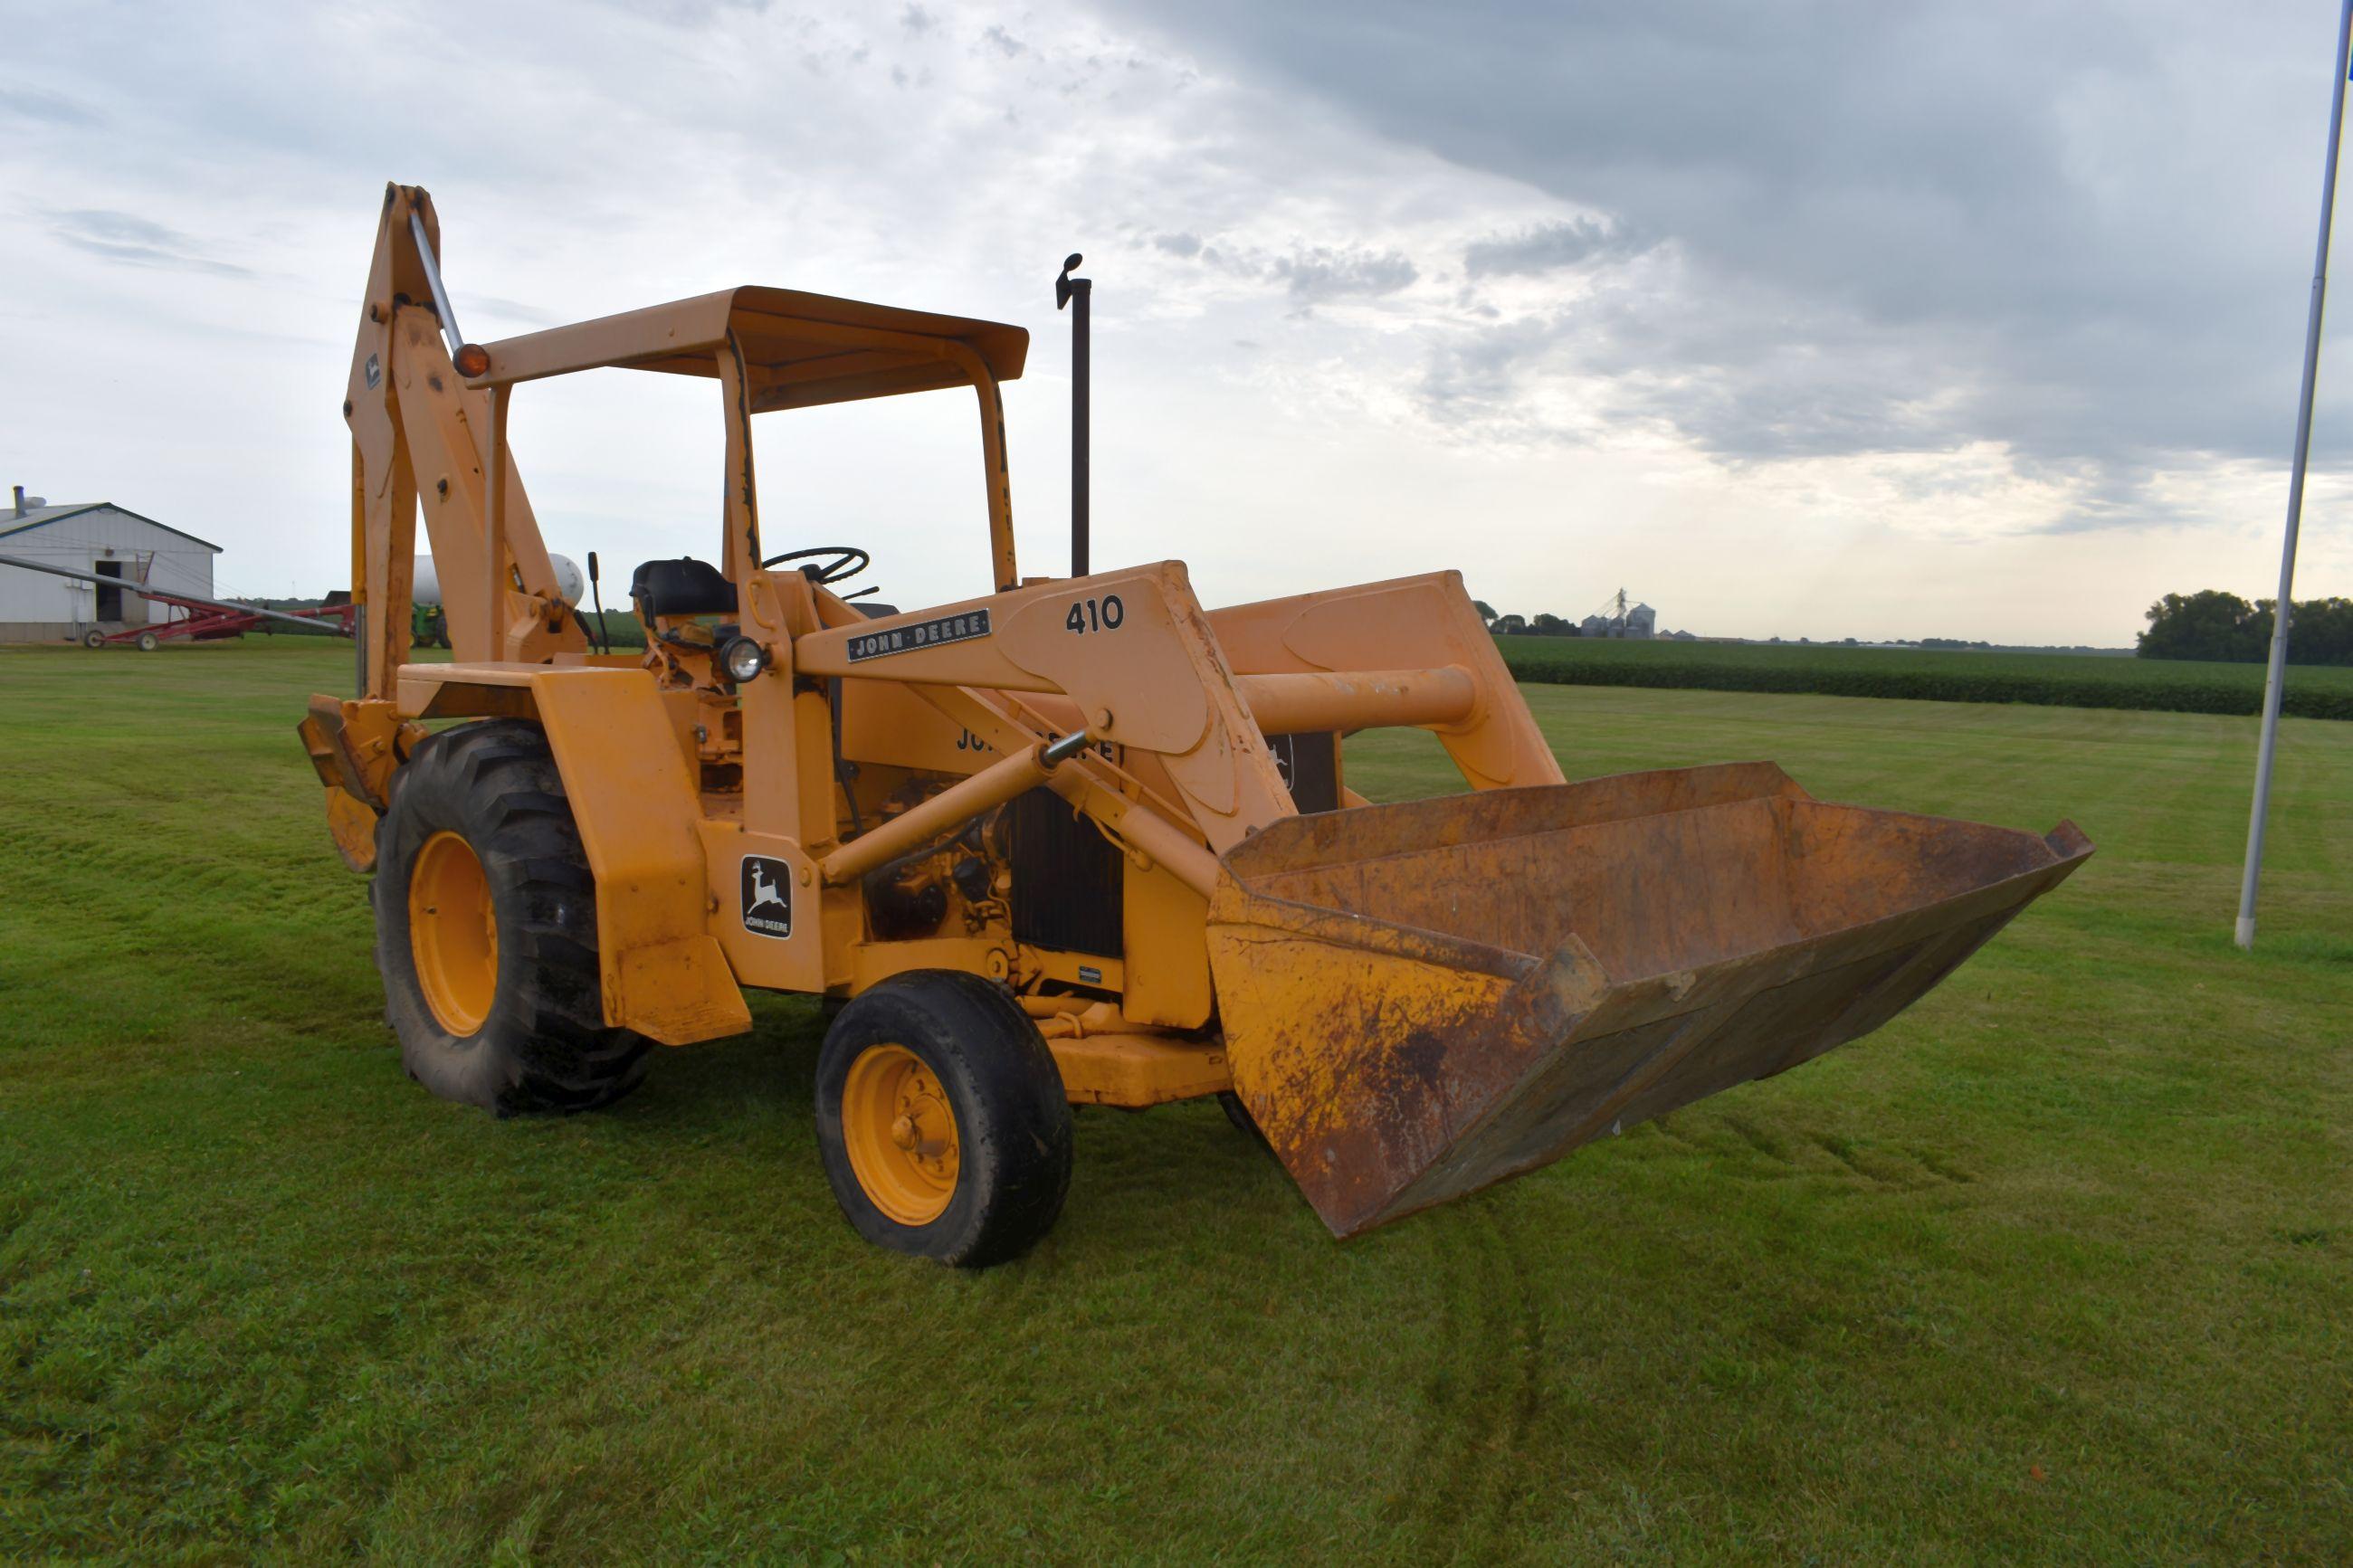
(475, 286, 1028, 413)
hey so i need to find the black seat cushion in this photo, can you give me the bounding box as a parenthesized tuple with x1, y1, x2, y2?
(630, 557, 738, 619)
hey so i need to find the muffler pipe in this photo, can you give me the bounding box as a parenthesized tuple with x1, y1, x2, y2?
(1056, 252, 1091, 577)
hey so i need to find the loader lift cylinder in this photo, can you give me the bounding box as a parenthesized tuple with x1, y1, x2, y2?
(1233, 667, 1477, 735)
(818, 729, 1093, 887)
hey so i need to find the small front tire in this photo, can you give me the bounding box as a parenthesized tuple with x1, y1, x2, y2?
(134, 631, 160, 652)
(815, 972, 1072, 1267)
(1219, 1090, 1274, 1154)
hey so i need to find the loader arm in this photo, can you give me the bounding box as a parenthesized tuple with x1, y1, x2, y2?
(793, 562, 1299, 856)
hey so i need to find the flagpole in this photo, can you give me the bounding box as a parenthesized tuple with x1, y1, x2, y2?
(2237, 0, 2353, 951)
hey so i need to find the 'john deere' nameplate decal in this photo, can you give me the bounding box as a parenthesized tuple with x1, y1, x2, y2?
(845, 609, 991, 663)
(740, 855, 794, 939)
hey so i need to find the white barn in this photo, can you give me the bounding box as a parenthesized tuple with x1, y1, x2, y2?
(0, 489, 222, 643)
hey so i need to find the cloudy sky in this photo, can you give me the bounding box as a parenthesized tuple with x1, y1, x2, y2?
(5, 0, 2351, 643)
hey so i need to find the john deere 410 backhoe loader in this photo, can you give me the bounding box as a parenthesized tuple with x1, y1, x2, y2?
(301, 185, 2091, 1266)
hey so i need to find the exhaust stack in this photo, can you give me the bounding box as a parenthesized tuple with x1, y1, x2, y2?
(1056, 252, 1091, 576)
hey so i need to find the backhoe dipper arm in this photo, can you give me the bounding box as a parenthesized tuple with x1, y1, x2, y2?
(345, 183, 586, 695)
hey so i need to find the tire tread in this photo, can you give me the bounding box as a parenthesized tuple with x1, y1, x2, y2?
(374, 719, 650, 1115)
(814, 971, 1072, 1267)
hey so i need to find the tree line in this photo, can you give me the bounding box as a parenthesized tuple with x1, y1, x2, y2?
(1472, 601, 1586, 635)
(2138, 590, 2353, 665)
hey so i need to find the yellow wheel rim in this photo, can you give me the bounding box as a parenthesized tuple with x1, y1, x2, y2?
(409, 830, 498, 1035)
(841, 1043, 960, 1225)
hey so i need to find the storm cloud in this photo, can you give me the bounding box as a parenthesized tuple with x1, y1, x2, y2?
(2, 0, 2344, 642)
(1100, 0, 2343, 519)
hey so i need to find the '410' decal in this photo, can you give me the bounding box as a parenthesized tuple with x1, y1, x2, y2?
(1064, 594, 1124, 634)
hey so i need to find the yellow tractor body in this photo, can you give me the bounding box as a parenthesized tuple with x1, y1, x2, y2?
(300, 185, 2090, 1264)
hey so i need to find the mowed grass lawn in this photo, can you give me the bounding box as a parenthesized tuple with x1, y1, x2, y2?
(2, 639, 2347, 1564)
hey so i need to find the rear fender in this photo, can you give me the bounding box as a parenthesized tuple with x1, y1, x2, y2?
(524, 668, 752, 1046)
(357, 666, 749, 1045)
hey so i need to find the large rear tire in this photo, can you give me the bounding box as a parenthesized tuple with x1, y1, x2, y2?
(373, 718, 650, 1115)
(815, 971, 1072, 1267)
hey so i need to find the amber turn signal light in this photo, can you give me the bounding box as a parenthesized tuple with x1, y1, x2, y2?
(453, 342, 491, 377)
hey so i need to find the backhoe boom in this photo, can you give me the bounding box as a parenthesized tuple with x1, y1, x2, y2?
(345, 184, 586, 692)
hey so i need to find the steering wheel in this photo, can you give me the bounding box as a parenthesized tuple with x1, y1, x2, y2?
(761, 546, 870, 586)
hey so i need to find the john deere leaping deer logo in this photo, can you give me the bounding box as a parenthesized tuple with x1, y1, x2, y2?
(740, 855, 794, 938)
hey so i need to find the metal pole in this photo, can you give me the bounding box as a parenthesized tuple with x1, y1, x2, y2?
(1057, 253, 1091, 577)
(2237, 0, 2353, 951)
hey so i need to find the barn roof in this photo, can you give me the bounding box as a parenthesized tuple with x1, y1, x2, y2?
(0, 503, 222, 553)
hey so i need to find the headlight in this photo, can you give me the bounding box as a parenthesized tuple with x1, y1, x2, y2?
(720, 635, 769, 683)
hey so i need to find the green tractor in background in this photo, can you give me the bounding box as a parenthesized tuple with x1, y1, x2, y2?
(411, 601, 450, 650)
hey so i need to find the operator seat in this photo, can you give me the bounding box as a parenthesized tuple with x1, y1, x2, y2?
(630, 557, 738, 623)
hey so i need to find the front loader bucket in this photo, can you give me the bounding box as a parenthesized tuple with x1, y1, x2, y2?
(1205, 763, 2091, 1238)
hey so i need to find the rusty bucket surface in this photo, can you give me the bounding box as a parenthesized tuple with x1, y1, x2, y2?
(1205, 763, 2092, 1238)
